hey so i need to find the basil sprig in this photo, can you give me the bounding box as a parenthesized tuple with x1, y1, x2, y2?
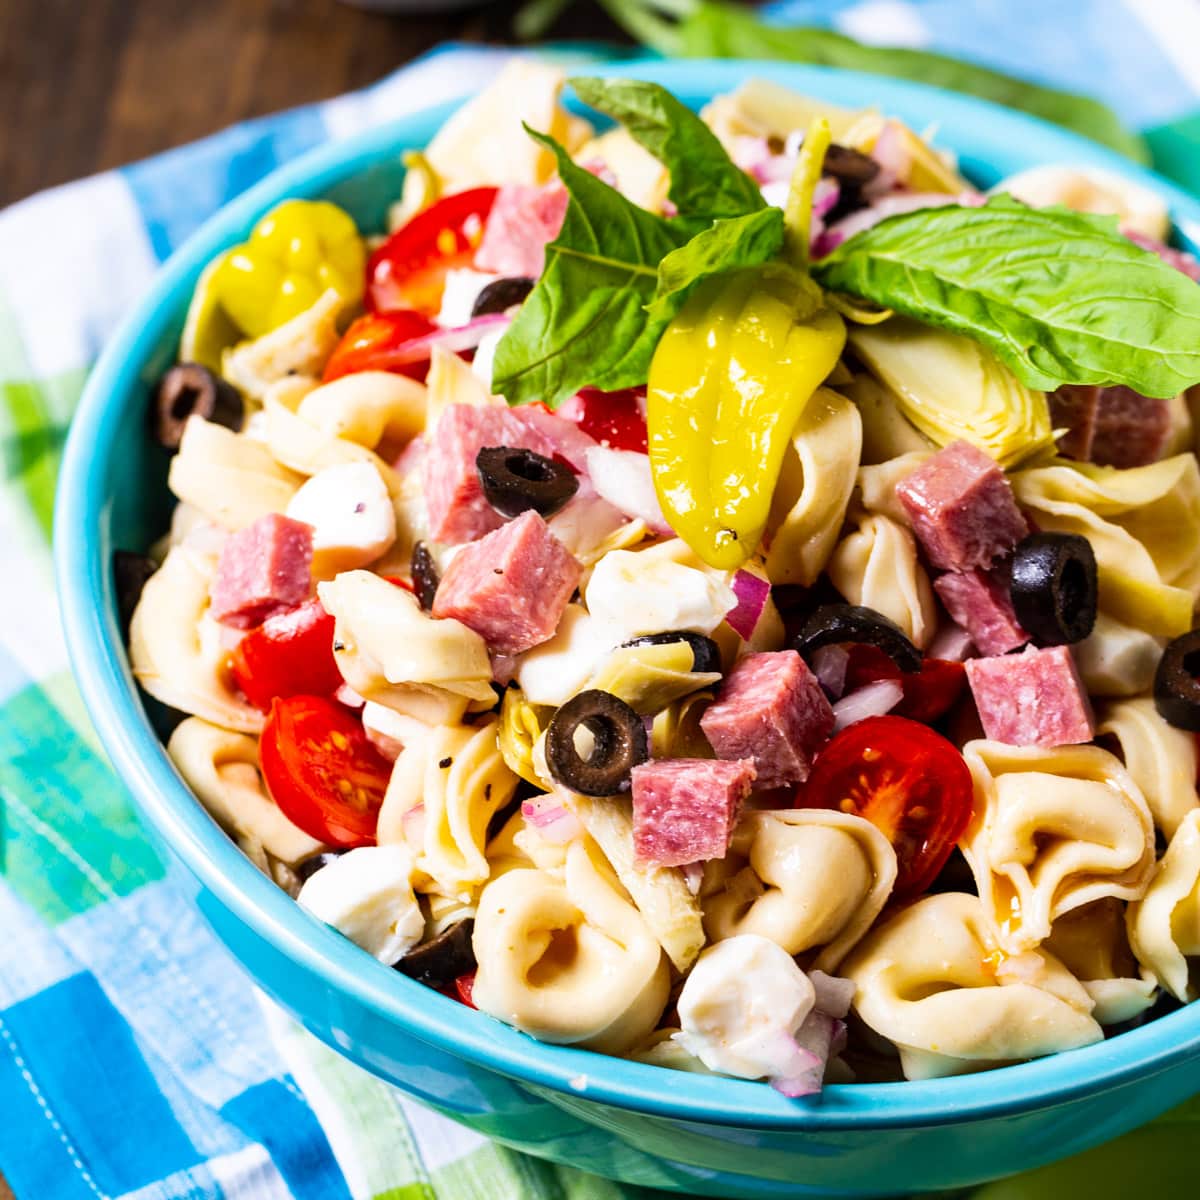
(814, 196, 1200, 398)
(493, 79, 782, 407)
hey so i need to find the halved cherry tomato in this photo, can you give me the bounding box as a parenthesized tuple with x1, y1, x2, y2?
(557, 387, 648, 454)
(454, 971, 477, 1008)
(230, 600, 343, 712)
(798, 715, 974, 899)
(367, 187, 498, 316)
(843, 645, 967, 725)
(322, 309, 438, 382)
(260, 695, 392, 848)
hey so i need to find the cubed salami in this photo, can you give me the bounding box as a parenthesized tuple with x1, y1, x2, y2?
(897, 441, 1028, 571)
(966, 645, 1095, 747)
(1049, 385, 1099, 462)
(423, 403, 595, 544)
(1052, 385, 1174, 468)
(209, 513, 313, 629)
(632, 758, 756, 868)
(1089, 386, 1174, 469)
(474, 182, 568, 279)
(934, 570, 1028, 656)
(432, 509, 582, 655)
(700, 650, 834, 788)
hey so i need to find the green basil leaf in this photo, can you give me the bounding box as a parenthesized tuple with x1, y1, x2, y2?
(813, 195, 1200, 398)
(649, 208, 784, 320)
(597, 0, 1147, 163)
(491, 128, 690, 409)
(569, 75, 765, 218)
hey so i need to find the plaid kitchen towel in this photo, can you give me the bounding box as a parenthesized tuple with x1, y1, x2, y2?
(2, 3, 1200, 1197)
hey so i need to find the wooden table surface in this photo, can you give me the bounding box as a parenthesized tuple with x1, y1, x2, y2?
(0, 3, 635, 1195)
(0, 0, 632, 208)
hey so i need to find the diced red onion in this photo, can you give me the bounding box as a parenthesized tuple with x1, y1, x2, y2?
(491, 653, 519, 687)
(726, 570, 772, 640)
(812, 177, 840, 219)
(869, 121, 909, 189)
(521, 796, 582, 844)
(375, 312, 511, 369)
(928, 622, 976, 663)
(765, 1026, 827, 1098)
(402, 803, 426, 852)
(809, 970, 856, 1019)
(813, 190, 984, 258)
(810, 644, 850, 700)
(1123, 228, 1200, 281)
(832, 680, 903, 731)
(583, 446, 672, 534)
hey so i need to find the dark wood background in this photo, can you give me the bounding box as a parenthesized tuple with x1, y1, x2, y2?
(0, 2, 633, 1196)
(0, 0, 635, 209)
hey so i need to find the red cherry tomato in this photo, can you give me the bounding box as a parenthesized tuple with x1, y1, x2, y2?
(799, 715, 974, 899)
(454, 971, 477, 1008)
(322, 309, 438, 382)
(260, 696, 392, 848)
(843, 645, 967, 725)
(557, 387, 648, 453)
(230, 600, 343, 712)
(367, 187, 498, 316)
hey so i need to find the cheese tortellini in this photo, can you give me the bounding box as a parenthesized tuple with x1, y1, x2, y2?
(843, 893, 1104, 1079)
(472, 841, 669, 1052)
(1045, 899, 1157, 1025)
(702, 810, 897, 972)
(1128, 809, 1200, 1002)
(167, 717, 324, 867)
(317, 570, 495, 723)
(168, 416, 301, 531)
(1012, 455, 1200, 639)
(828, 512, 937, 649)
(377, 717, 518, 900)
(1099, 697, 1200, 838)
(961, 741, 1156, 953)
(129, 545, 263, 733)
(764, 387, 863, 587)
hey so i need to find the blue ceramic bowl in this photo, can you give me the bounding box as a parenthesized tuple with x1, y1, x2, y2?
(56, 60, 1200, 1198)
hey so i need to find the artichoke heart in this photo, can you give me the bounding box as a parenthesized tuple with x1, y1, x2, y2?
(849, 318, 1055, 468)
(584, 642, 721, 716)
(498, 686, 552, 787)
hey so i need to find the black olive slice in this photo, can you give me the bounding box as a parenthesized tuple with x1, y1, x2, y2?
(822, 144, 881, 187)
(545, 689, 648, 796)
(152, 362, 243, 450)
(793, 604, 922, 673)
(112, 550, 158, 634)
(1009, 532, 1097, 646)
(1155, 630, 1200, 731)
(411, 541, 440, 611)
(471, 276, 535, 318)
(621, 632, 721, 675)
(295, 851, 345, 884)
(396, 919, 477, 989)
(476, 445, 579, 519)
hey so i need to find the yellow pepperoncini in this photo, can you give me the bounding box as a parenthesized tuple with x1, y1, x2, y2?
(210, 200, 366, 341)
(648, 267, 846, 570)
(647, 118, 848, 570)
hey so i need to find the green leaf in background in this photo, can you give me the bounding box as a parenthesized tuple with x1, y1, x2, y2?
(492, 128, 689, 407)
(649, 206, 784, 318)
(595, 0, 1149, 163)
(813, 195, 1200, 398)
(569, 75, 766, 218)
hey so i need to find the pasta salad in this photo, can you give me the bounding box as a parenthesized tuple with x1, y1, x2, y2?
(119, 63, 1200, 1095)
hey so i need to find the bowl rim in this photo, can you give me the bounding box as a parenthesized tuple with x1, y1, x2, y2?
(56, 57, 1200, 1131)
